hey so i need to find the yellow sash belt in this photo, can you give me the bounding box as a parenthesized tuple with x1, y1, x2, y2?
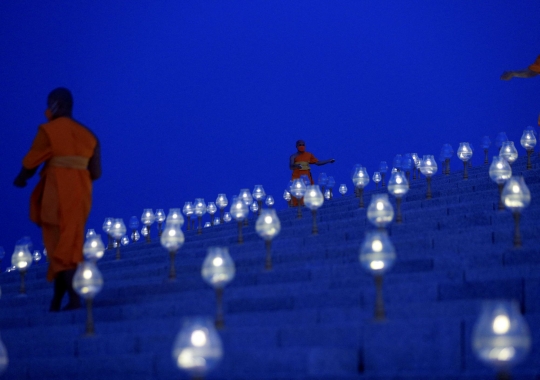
(49, 156, 89, 170)
(296, 161, 310, 170)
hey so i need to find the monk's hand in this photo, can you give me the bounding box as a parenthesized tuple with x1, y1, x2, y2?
(500, 71, 514, 80)
(13, 176, 27, 188)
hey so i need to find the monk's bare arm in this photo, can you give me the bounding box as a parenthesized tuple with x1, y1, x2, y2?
(313, 158, 336, 166)
(501, 69, 539, 80)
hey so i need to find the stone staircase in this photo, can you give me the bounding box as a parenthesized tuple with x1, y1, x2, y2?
(1, 155, 539, 379)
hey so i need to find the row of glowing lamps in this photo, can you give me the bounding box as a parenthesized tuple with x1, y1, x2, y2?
(173, 152, 533, 379)
(2, 197, 532, 378)
(2, 129, 536, 377)
(1, 127, 530, 276)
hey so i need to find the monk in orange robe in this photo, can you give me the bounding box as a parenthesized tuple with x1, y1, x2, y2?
(501, 55, 540, 126)
(14, 87, 101, 311)
(289, 140, 335, 205)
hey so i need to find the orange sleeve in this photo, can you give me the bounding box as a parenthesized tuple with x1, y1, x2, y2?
(22, 127, 52, 169)
(309, 153, 318, 164)
(528, 55, 540, 73)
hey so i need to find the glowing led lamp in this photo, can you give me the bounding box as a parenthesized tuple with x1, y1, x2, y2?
(172, 318, 223, 377)
(472, 300, 531, 375)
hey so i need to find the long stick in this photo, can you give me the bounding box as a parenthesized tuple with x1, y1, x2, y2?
(169, 250, 177, 279)
(215, 287, 224, 329)
(374, 275, 386, 321)
(311, 210, 318, 234)
(498, 183, 504, 211)
(426, 176, 432, 199)
(85, 298, 95, 336)
(513, 212, 522, 248)
(237, 221, 243, 244)
(265, 240, 273, 270)
(396, 197, 403, 223)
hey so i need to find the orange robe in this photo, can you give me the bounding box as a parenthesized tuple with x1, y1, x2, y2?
(22, 117, 97, 281)
(529, 55, 540, 73)
(291, 151, 318, 205)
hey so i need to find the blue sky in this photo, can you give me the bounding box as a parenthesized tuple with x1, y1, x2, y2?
(1, 0, 539, 258)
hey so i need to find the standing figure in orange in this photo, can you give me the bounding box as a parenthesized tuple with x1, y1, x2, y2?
(14, 87, 101, 311)
(290, 140, 335, 205)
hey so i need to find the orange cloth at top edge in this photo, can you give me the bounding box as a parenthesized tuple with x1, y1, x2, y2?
(528, 55, 540, 73)
(22, 117, 97, 281)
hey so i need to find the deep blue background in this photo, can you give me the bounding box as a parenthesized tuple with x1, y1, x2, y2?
(1, 1, 539, 259)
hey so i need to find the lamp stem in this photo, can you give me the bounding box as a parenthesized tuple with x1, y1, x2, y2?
(210, 215, 214, 226)
(374, 274, 386, 321)
(358, 187, 364, 208)
(158, 222, 163, 237)
(197, 216, 202, 235)
(484, 149, 489, 165)
(396, 197, 403, 223)
(375, 182, 379, 189)
(296, 199, 302, 219)
(496, 370, 512, 380)
(219, 208, 224, 224)
(513, 212, 522, 248)
(311, 209, 318, 235)
(527, 149, 532, 170)
(498, 183, 505, 211)
(444, 159, 449, 175)
(115, 240, 121, 260)
(215, 287, 224, 329)
(145, 226, 151, 243)
(186, 216, 191, 231)
(406, 171, 410, 187)
(19, 271, 26, 294)
(463, 161, 468, 180)
(107, 234, 113, 249)
(258, 200, 263, 215)
(265, 240, 273, 270)
(243, 217, 248, 226)
(426, 176, 432, 199)
(413, 167, 416, 180)
(381, 173, 386, 187)
(237, 221, 243, 244)
(85, 297, 95, 336)
(169, 250, 177, 280)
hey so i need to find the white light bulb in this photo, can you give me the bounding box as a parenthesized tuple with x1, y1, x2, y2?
(372, 240, 383, 252)
(370, 261, 385, 270)
(493, 315, 511, 334)
(213, 257, 223, 267)
(191, 330, 207, 347)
